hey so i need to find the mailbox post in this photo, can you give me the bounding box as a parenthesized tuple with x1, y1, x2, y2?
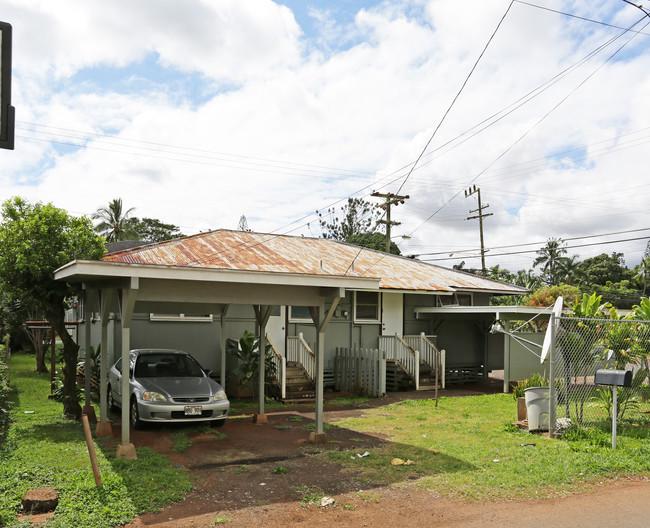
(594, 369, 632, 449)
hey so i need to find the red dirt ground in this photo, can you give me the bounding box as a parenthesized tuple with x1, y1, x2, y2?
(109, 383, 650, 527)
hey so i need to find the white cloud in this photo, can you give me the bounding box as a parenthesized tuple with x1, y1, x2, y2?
(1, 0, 649, 273)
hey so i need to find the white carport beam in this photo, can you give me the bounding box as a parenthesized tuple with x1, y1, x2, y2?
(98, 288, 114, 424)
(219, 304, 230, 390)
(117, 278, 138, 459)
(254, 305, 273, 417)
(82, 286, 98, 421)
(310, 296, 341, 436)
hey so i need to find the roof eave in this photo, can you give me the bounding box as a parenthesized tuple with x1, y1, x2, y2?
(54, 259, 381, 290)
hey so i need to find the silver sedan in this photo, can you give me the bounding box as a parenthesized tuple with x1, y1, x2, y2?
(107, 349, 229, 429)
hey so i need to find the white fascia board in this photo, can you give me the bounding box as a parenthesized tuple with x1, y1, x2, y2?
(54, 260, 380, 290)
(414, 305, 551, 317)
(451, 286, 528, 295)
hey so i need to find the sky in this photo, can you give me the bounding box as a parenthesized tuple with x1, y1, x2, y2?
(1, 0, 650, 273)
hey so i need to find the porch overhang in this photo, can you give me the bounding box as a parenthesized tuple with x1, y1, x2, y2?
(55, 259, 380, 308)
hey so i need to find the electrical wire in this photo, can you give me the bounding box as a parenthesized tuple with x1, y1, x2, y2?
(419, 235, 650, 262)
(406, 12, 650, 237)
(395, 1, 514, 195)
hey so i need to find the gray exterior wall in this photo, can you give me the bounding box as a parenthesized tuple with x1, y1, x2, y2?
(77, 290, 512, 382)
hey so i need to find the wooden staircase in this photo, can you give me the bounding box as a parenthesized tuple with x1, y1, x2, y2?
(417, 362, 438, 391)
(386, 360, 441, 392)
(283, 362, 315, 403)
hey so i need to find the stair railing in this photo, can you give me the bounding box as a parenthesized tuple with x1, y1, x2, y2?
(405, 333, 446, 389)
(266, 335, 286, 400)
(286, 333, 315, 382)
(379, 334, 419, 390)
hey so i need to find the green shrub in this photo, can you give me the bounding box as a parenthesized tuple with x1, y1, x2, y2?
(0, 343, 9, 448)
(512, 373, 549, 399)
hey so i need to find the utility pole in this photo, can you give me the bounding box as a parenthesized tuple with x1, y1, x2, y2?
(371, 191, 409, 253)
(465, 185, 492, 275)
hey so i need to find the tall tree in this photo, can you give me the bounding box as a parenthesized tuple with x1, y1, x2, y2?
(317, 197, 381, 241)
(633, 242, 650, 295)
(346, 232, 401, 255)
(130, 217, 184, 243)
(237, 215, 251, 232)
(533, 238, 567, 285)
(92, 198, 137, 242)
(0, 197, 105, 418)
(558, 254, 581, 286)
(577, 252, 632, 286)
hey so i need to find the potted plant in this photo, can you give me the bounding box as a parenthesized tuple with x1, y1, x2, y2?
(513, 373, 549, 426)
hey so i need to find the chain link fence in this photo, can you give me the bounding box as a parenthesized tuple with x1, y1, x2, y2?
(550, 316, 650, 429)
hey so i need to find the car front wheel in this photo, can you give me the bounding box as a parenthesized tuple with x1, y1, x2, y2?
(130, 398, 143, 430)
(211, 419, 226, 428)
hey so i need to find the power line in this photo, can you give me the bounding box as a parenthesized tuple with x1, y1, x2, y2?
(419, 235, 650, 263)
(395, 1, 514, 195)
(413, 227, 650, 257)
(406, 12, 650, 237)
(515, 0, 650, 34)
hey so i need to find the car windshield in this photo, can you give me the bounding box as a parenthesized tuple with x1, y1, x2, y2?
(134, 353, 205, 378)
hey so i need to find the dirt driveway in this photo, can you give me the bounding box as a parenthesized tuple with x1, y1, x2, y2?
(122, 388, 650, 528)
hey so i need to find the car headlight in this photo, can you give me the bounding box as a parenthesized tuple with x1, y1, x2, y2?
(212, 390, 227, 402)
(142, 391, 167, 402)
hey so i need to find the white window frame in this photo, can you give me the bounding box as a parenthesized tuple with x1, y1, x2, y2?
(353, 291, 381, 324)
(437, 293, 473, 307)
(288, 306, 312, 323)
(149, 314, 214, 323)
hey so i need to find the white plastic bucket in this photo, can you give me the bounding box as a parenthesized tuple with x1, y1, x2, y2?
(524, 386, 550, 431)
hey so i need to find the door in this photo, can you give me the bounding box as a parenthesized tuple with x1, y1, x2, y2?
(382, 292, 403, 336)
(266, 306, 286, 356)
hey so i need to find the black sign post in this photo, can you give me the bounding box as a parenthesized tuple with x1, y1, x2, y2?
(0, 21, 15, 150)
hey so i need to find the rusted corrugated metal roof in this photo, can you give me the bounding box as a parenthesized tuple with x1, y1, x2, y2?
(102, 230, 527, 294)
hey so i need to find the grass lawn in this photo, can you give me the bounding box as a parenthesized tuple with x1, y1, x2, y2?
(0, 353, 192, 528)
(328, 395, 650, 501)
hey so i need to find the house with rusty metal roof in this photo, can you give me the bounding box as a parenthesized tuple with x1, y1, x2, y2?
(61, 228, 528, 392)
(56, 229, 537, 454)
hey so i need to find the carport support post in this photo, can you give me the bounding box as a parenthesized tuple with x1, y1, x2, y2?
(116, 278, 138, 460)
(310, 296, 340, 441)
(82, 286, 97, 423)
(96, 288, 114, 437)
(219, 305, 230, 390)
(502, 320, 510, 394)
(253, 305, 272, 423)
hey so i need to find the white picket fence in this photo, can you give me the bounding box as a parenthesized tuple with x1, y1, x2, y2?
(334, 347, 387, 397)
(287, 333, 315, 382)
(266, 335, 286, 400)
(404, 333, 446, 389)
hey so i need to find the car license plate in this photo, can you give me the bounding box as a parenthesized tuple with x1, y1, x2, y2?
(184, 406, 202, 416)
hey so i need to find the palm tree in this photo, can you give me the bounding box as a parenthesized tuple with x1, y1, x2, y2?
(558, 254, 581, 286)
(92, 198, 137, 242)
(533, 238, 567, 285)
(514, 269, 540, 290)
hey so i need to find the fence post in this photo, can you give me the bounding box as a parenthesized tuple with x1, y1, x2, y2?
(281, 356, 286, 400)
(549, 313, 557, 435)
(441, 350, 446, 389)
(377, 350, 386, 396)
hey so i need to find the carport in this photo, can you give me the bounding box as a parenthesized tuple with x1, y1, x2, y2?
(54, 259, 378, 459)
(414, 305, 553, 392)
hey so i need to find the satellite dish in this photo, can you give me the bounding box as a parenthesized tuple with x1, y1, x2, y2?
(540, 296, 563, 364)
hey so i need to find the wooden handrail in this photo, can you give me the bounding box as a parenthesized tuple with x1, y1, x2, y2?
(395, 333, 415, 354)
(266, 334, 283, 359)
(298, 333, 315, 358)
